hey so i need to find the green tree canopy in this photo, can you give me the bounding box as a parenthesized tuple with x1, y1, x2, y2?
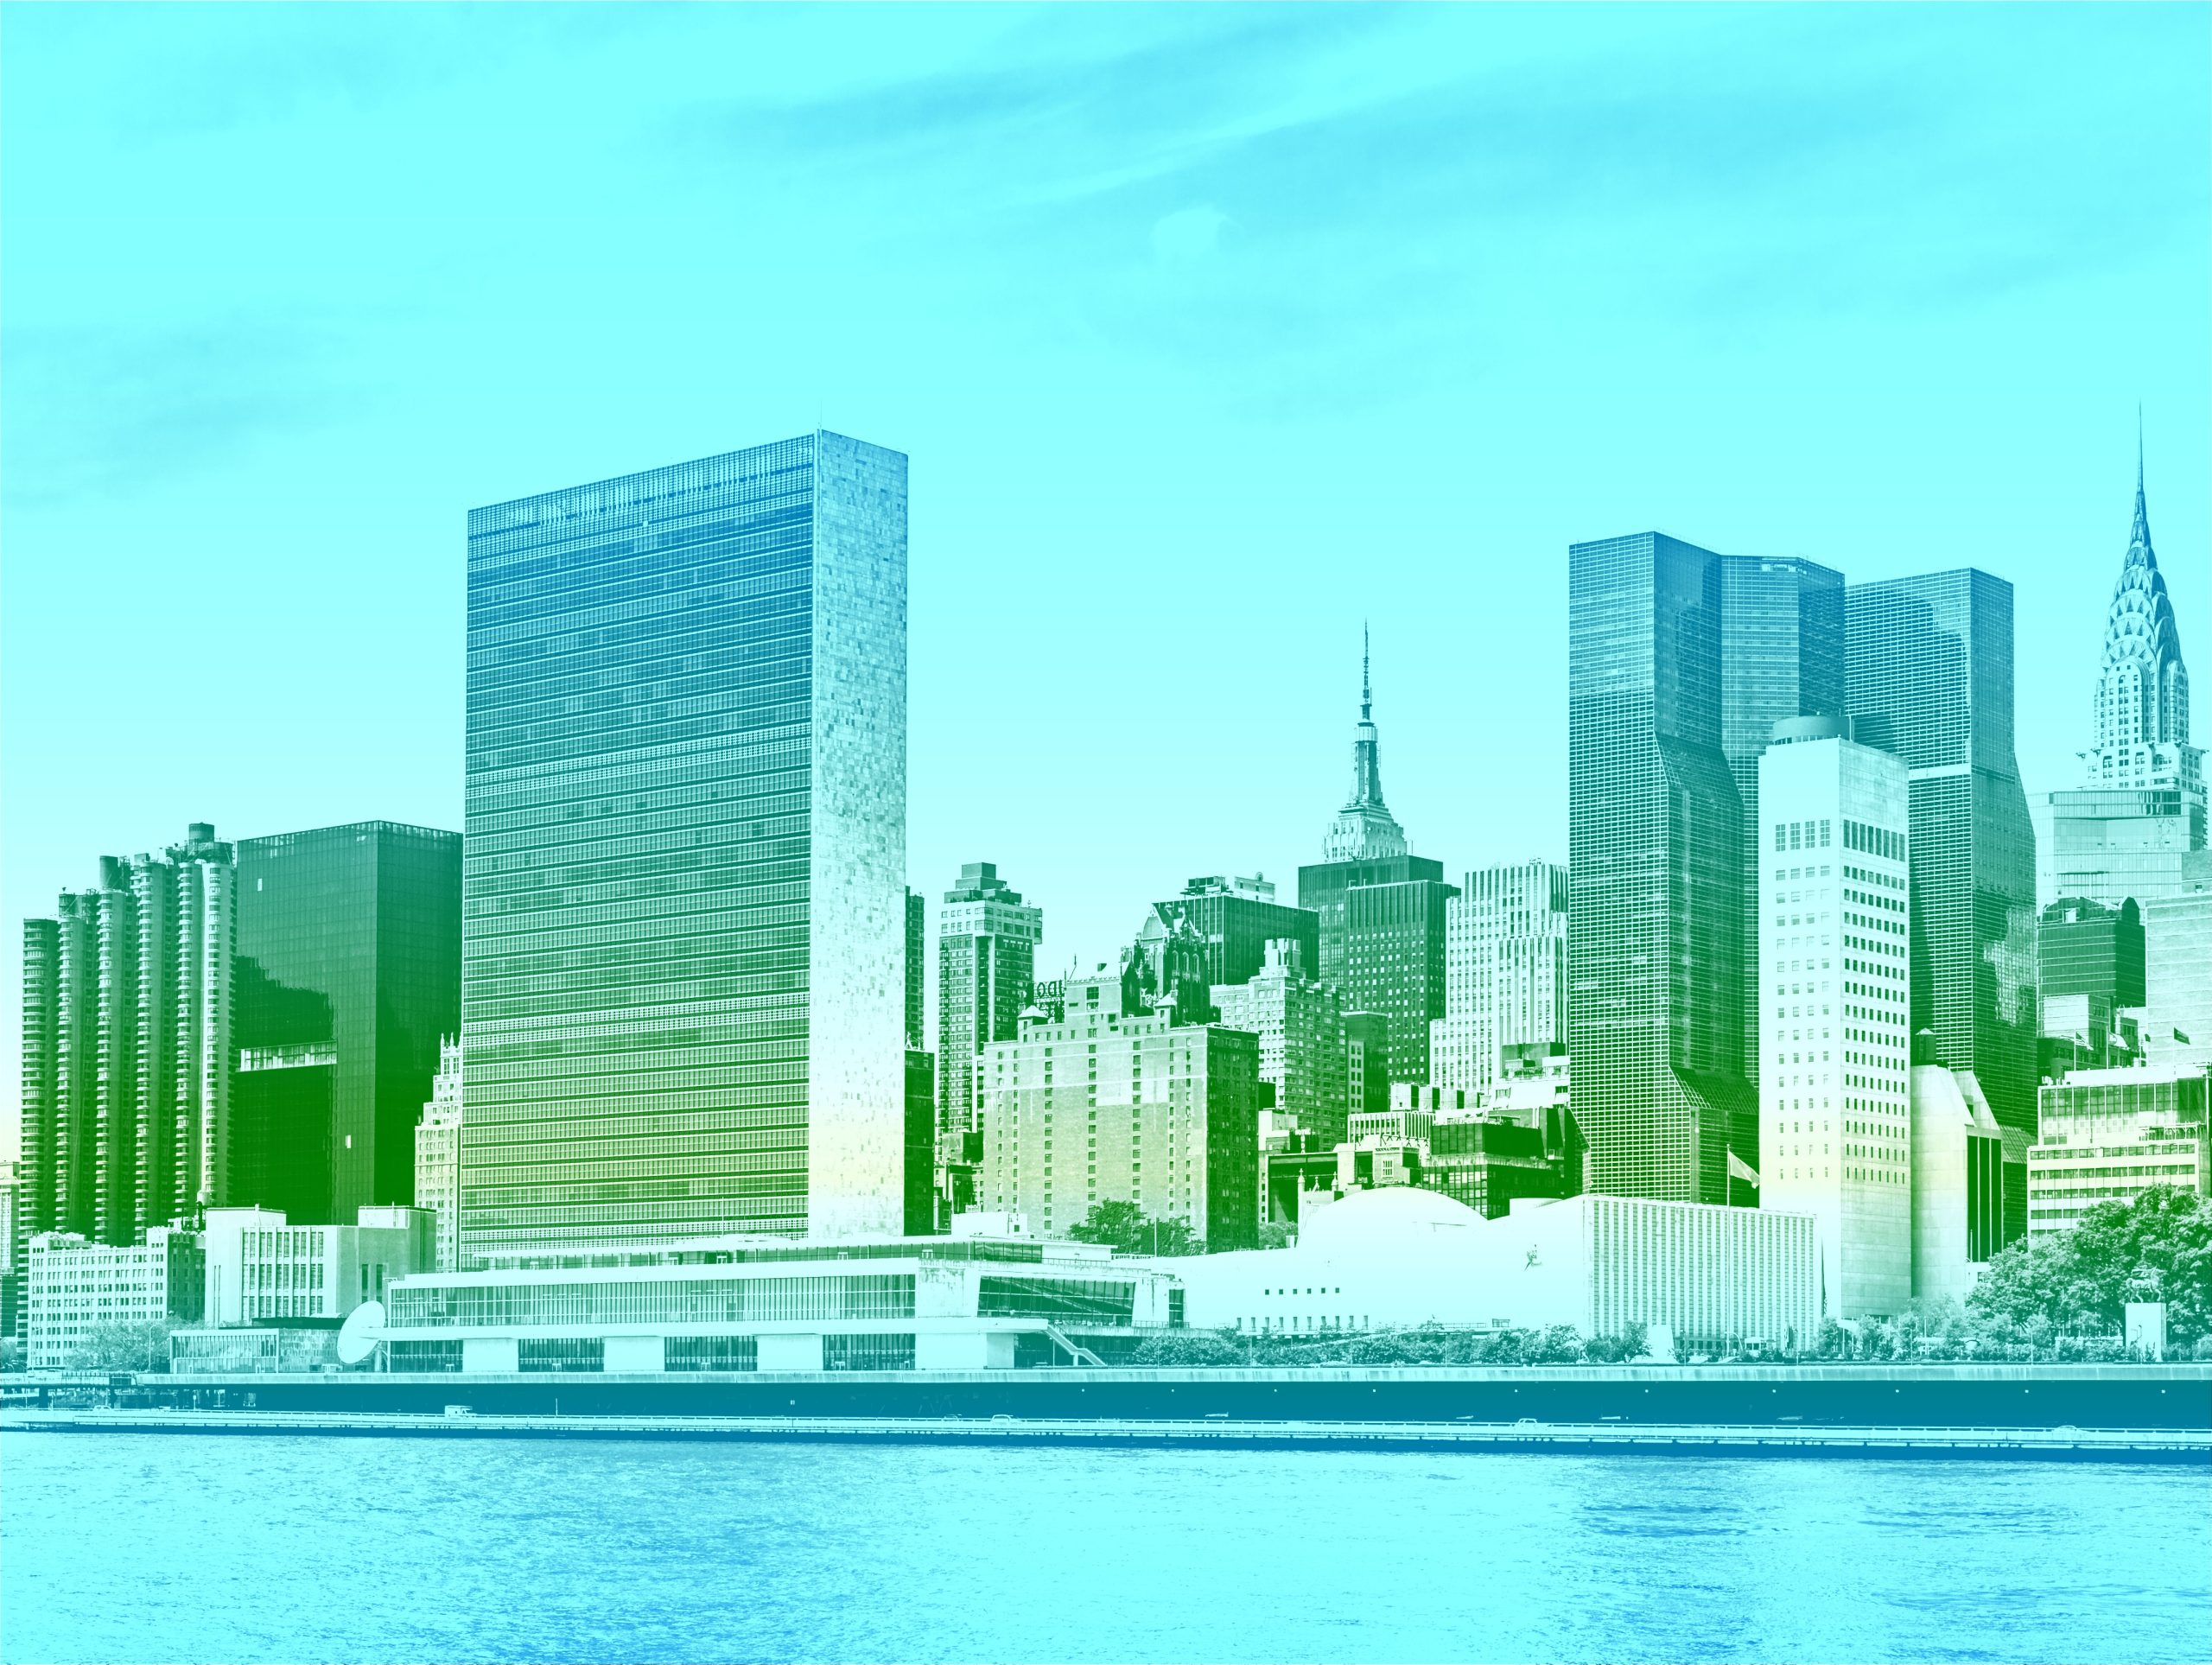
(1968, 1185, 2210, 1342)
(65, 1319, 177, 1374)
(1068, 1200, 1204, 1256)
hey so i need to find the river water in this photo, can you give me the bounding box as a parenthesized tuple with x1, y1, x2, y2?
(3, 1431, 2205, 1662)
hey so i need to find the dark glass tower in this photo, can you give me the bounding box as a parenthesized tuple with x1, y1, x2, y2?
(464, 433, 908, 1253)
(1567, 533, 1753, 1207)
(232, 822, 461, 1222)
(1148, 876, 1320, 991)
(1847, 569, 2037, 1237)
(1719, 556, 1847, 1090)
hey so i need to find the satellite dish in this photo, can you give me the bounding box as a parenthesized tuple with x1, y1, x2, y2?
(337, 1300, 386, 1366)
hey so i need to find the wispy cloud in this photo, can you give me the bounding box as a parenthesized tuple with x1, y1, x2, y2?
(1, 319, 370, 508)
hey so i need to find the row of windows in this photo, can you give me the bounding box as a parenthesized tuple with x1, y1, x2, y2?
(388, 1274, 916, 1329)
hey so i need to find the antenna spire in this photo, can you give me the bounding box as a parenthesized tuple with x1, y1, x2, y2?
(1361, 622, 1372, 722)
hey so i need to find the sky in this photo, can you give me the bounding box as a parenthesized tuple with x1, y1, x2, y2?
(3, 3, 2208, 1155)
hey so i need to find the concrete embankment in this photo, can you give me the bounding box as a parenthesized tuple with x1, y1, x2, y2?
(6, 1407, 2207, 1460)
(6, 1363, 2208, 1438)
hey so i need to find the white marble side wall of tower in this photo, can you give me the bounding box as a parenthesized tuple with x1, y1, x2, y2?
(805, 433, 910, 1238)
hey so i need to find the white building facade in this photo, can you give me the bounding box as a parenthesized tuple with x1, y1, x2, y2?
(1211, 939, 1349, 1146)
(415, 1037, 463, 1271)
(1154, 1187, 1818, 1354)
(1430, 861, 1567, 1100)
(200, 1205, 436, 1326)
(1908, 1060, 2005, 1304)
(1758, 718, 1912, 1319)
(2029, 1064, 2209, 1235)
(976, 969, 1261, 1249)
(24, 1226, 204, 1371)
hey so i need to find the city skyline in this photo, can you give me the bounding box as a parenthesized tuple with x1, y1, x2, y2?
(4, 5, 2209, 1155)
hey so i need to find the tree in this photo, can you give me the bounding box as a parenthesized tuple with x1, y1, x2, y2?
(1128, 1331, 1247, 1367)
(1069, 1200, 1204, 1256)
(66, 1319, 177, 1374)
(1970, 1186, 2212, 1344)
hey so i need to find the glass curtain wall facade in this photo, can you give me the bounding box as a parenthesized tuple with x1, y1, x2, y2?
(234, 823, 461, 1222)
(1719, 557, 1847, 1089)
(463, 433, 908, 1255)
(1847, 569, 2037, 1236)
(1567, 533, 1753, 1207)
(1149, 878, 1320, 992)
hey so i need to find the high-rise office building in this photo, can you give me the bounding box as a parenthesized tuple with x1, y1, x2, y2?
(1211, 940, 1351, 1147)
(1149, 875, 1319, 992)
(1430, 861, 1568, 1100)
(462, 433, 908, 1252)
(18, 824, 235, 1251)
(1847, 569, 2038, 1236)
(414, 1038, 463, 1272)
(2046, 448, 2204, 910)
(232, 823, 461, 1224)
(2037, 897, 2145, 1075)
(1567, 534, 1754, 1207)
(2145, 852, 2212, 1070)
(1758, 717, 1912, 1319)
(904, 888, 927, 1052)
(1719, 557, 1847, 1087)
(1298, 639, 1454, 1088)
(936, 862, 1043, 1142)
(976, 966, 1261, 1249)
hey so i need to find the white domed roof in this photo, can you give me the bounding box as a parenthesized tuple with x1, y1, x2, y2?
(1300, 1184, 1485, 1253)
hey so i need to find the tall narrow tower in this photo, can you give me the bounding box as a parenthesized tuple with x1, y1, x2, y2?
(2047, 434, 2205, 910)
(1847, 569, 2037, 1240)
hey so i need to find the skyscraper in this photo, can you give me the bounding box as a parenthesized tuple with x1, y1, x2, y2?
(1847, 569, 2038, 1236)
(232, 822, 461, 1223)
(18, 824, 235, 1250)
(1148, 875, 1319, 992)
(1567, 534, 1753, 1207)
(2046, 444, 2205, 910)
(462, 432, 908, 1253)
(1719, 556, 1847, 1087)
(935, 861, 1043, 1142)
(1298, 636, 1454, 1088)
(413, 1038, 463, 1271)
(1758, 717, 1912, 1319)
(904, 887, 927, 1052)
(1430, 861, 1568, 1100)
(1211, 940, 1351, 1147)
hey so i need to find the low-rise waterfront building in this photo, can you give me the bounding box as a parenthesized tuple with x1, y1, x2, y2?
(1150, 1186, 1818, 1354)
(363, 1233, 1185, 1374)
(2028, 1064, 2209, 1235)
(24, 1226, 204, 1371)
(200, 1204, 436, 1326)
(1908, 1051, 2005, 1305)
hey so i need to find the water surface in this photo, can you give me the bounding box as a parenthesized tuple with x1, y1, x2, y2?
(3, 1432, 2204, 1662)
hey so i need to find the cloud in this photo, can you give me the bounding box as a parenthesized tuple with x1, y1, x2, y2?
(0, 319, 370, 508)
(1151, 206, 1230, 266)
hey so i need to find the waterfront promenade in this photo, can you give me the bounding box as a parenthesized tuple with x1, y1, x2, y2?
(9, 1361, 2207, 1433)
(9, 1406, 2208, 1460)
